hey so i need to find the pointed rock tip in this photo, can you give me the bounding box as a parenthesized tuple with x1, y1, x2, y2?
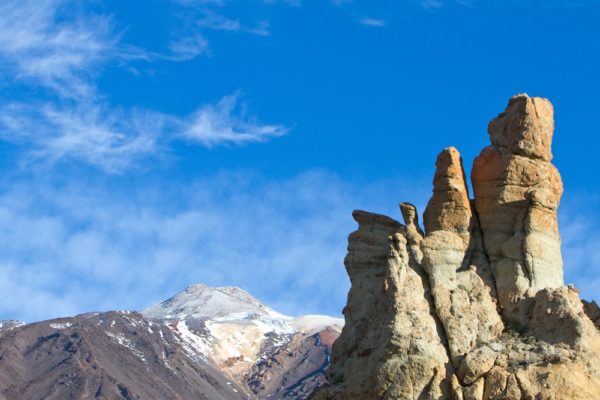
(432, 146, 469, 194)
(441, 146, 460, 154)
(399, 202, 418, 214)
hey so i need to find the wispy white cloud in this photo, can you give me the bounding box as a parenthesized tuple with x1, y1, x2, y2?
(0, 167, 596, 324)
(0, 0, 123, 100)
(0, 92, 289, 171)
(559, 200, 600, 304)
(197, 9, 271, 36)
(198, 9, 244, 31)
(179, 92, 288, 146)
(168, 34, 210, 61)
(360, 18, 386, 27)
(0, 1, 287, 172)
(175, 3, 272, 36)
(0, 103, 164, 172)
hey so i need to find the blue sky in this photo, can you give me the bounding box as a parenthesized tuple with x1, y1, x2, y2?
(0, 0, 599, 322)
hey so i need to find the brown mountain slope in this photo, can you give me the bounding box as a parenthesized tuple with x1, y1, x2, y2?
(0, 285, 342, 399)
(0, 311, 247, 400)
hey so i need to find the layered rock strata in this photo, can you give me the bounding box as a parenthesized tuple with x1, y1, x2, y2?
(312, 94, 600, 400)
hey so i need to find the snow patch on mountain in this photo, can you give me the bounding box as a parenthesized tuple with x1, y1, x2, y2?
(0, 320, 24, 329)
(106, 331, 147, 362)
(169, 319, 212, 362)
(49, 322, 73, 330)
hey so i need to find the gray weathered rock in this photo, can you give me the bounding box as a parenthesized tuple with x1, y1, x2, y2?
(315, 210, 451, 399)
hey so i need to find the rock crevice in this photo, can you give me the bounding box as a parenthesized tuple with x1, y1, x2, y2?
(313, 94, 600, 400)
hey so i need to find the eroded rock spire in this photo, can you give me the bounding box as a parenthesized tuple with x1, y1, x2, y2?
(472, 94, 563, 323)
(312, 94, 600, 400)
(421, 147, 503, 366)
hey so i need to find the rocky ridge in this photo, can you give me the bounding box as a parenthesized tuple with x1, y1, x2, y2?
(313, 94, 600, 400)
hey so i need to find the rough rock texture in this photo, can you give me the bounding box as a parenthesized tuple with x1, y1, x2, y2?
(583, 300, 600, 330)
(318, 210, 451, 399)
(421, 147, 504, 366)
(472, 94, 564, 324)
(247, 328, 337, 399)
(313, 94, 600, 400)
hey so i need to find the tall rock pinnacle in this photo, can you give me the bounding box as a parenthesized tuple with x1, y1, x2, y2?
(312, 95, 600, 400)
(421, 147, 503, 366)
(472, 94, 563, 324)
(423, 147, 472, 235)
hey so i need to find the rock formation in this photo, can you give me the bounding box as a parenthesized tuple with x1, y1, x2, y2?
(472, 94, 564, 325)
(421, 147, 504, 367)
(323, 210, 451, 399)
(313, 94, 600, 400)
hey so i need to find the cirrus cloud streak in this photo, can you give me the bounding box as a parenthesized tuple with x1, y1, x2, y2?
(0, 0, 288, 172)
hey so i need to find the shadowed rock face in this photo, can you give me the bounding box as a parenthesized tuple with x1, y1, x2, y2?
(313, 94, 600, 400)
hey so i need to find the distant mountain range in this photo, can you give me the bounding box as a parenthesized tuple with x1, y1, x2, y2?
(0, 284, 343, 400)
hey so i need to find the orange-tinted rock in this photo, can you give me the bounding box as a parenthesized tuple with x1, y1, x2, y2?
(487, 94, 554, 161)
(423, 147, 472, 235)
(472, 94, 563, 324)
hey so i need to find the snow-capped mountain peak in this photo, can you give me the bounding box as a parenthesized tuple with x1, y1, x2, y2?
(142, 283, 344, 384)
(143, 283, 287, 321)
